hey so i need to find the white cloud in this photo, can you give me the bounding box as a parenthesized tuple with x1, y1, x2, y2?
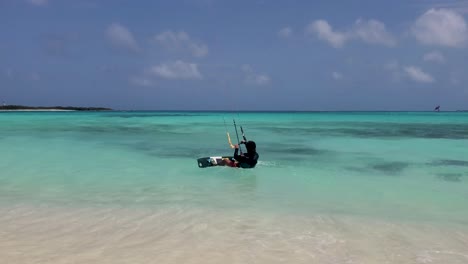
(423, 51, 446, 63)
(352, 19, 396, 46)
(385, 61, 435, 83)
(154, 31, 208, 57)
(306, 20, 347, 48)
(306, 18, 395, 48)
(106, 23, 140, 52)
(131, 60, 202, 86)
(28, 0, 48, 6)
(241, 64, 271, 86)
(148, 60, 202, 80)
(404, 66, 435, 83)
(278, 27, 293, 38)
(421, 0, 468, 14)
(411, 8, 468, 47)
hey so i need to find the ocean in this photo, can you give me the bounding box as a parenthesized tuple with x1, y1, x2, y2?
(1, 111, 468, 263)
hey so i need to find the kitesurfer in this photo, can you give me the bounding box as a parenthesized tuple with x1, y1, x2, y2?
(223, 140, 259, 168)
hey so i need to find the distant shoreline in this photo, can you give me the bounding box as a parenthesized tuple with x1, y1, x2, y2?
(0, 105, 112, 111)
(1, 105, 467, 112)
(0, 109, 76, 112)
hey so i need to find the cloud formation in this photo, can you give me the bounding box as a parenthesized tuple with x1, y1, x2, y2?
(422, 0, 468, 14)
(385, 61, 435, 83)
(241, 64, 271, 86)
(306, 18, 396, 48)
(148, 60, 202, 80)
(106, 23, 140, 52)
(423, 51, 446, 63)
(306, 20, 347, 48)
(352, 19, 396, 46)
(131, 60, 202, 87)
(404, 66, 435, 83)
(154, 31, 208, 57)
(411, 8, 468, 47)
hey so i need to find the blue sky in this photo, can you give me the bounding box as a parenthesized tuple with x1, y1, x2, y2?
(1, 0, 468, 110)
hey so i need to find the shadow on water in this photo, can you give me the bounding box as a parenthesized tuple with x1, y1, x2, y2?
(75, 124, 194, 135)
(121, 141, 232, 159)
(371, 161, 409, 174)
(430, 159, 468, 167)
(103, 112, 209, 118)
(345, 160, 410, 176)
(371, 161, 409, 175)
(436, 173, 464, 182)
(257, 123, 468, 139)
(344, 166, 372, 173)
(258, 143, 335, 165)
(262, 142, 332, 156)
(4, 121, 200, 136)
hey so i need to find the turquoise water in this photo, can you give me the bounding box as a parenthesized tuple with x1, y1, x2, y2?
(1, 111, 468, 225)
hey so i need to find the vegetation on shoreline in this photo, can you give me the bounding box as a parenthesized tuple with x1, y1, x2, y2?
(0, 105, 112, 111)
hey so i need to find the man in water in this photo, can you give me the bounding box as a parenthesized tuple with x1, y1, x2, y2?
(223, 140, 259, 168)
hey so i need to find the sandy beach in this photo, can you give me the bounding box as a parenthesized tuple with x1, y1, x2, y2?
(1, 205, 468, 264)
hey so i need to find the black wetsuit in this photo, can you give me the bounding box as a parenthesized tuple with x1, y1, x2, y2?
(233, 148, 259, 168)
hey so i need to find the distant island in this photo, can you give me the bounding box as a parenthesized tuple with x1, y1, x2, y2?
(0, 105, 112, 111)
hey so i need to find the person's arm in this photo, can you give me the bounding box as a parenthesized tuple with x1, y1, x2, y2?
(233, 145, 241, 161)
(233, 144, 248, 163)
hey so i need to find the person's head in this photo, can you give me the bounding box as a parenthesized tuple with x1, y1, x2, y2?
(245, 140, 256, 153)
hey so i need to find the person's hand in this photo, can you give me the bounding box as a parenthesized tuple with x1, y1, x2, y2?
(234, 144, 239, 149)
(240, 140, 246, 144)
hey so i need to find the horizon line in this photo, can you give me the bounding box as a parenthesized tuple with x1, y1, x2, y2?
(2, 105, 467, 112)
(110, 108, 466, 112)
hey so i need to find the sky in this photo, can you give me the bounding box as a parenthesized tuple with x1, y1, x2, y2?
(1, 0, 468, 111)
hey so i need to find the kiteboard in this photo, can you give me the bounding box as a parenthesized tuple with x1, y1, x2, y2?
(197, 156, 234, 168)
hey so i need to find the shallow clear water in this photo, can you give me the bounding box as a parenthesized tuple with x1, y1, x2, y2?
(2, 111, 468, 263)
(1, 111, 467, 225)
